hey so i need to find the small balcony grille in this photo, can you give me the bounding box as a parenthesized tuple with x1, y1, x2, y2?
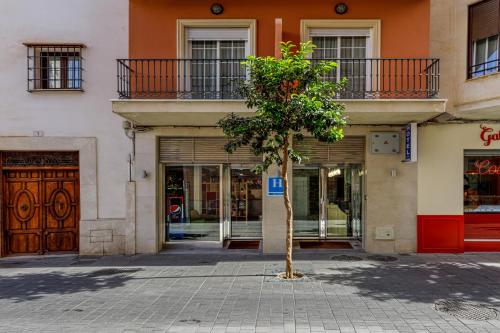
(25, 43, 85, 92)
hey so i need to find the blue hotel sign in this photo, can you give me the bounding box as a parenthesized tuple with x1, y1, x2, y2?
(405, 123, 417, 163)
(268, 177, 284, 196)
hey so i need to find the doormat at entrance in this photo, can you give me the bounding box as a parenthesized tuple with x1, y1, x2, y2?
(299, 241, 353, 249)
(226, 240, 261, 249)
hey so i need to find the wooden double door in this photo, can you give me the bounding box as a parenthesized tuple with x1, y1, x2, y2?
(2, 167, 80, 255)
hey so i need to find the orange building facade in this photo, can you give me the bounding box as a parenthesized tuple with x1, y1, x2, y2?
(129, 0, 430, 59)
(112, 0, 470, 255)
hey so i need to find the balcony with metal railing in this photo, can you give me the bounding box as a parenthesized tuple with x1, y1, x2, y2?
(116, 58, 440, 100)
(112, 58, 446, 126)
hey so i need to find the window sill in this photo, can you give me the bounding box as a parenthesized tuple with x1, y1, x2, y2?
(466, 71, 500, 82)
(28, 89, 84, 93)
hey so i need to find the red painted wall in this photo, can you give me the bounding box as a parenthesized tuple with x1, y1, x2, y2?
(465, 214, 500, 240)
(464, 214, 500, 251)
(417, 215, 464, 253)
(130, 0, 430, 58)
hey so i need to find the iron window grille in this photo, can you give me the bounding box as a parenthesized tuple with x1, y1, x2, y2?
(25, 43, 85, 92)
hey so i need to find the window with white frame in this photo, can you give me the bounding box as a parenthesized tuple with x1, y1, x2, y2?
(186, 28, 249, 99)
(469, 0, 500, 78)
(310, 29, 370, 98)
(472, 35, 499, 78)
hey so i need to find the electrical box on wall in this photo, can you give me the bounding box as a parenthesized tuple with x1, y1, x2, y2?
(375, 226, 395, 240)
(371, 132, 400, 154)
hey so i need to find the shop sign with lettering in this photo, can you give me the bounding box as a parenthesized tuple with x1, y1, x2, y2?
(480, 124, 500, 146)
(404, 123, 417, 162)
(474, 160, 500, 175)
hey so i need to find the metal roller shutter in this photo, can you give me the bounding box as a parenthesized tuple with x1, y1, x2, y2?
(159, 137, 194, 163)
(159, 137, 261, 163)
(186, 28, 249, 41)
(469, 0, 499, 43)
(293, 136, 365, 163)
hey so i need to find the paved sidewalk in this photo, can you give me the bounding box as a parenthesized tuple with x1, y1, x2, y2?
(1, 251, 500, 333)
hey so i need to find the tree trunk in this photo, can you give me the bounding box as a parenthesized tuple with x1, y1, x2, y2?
(282, 137, 294, 279)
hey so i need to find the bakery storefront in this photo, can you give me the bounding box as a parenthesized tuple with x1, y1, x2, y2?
(464, 151, 500, 248)
(418, 124, 500, 253)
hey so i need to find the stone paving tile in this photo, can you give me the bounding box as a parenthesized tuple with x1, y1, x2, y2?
(0, 253, 500, 332)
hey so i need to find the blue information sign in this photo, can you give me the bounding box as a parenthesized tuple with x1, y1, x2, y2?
(404, 123, 417, 162)
(268, 177, 284, 196)
(405, 124, 412, 161)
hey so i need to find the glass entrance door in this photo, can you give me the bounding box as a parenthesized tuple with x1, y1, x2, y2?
(324, 165, 363, 239)
(230, 168, 262, 238)
(292, 165, 363, 239)
(165, 165, 221, 241)
(293, 168, 320, 237)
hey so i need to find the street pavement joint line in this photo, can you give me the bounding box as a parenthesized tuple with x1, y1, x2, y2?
(164, 261, 218, 331)
(318, 261, 345, 332)
(209, 261, 243, 332)
(252, 261, 266, 331)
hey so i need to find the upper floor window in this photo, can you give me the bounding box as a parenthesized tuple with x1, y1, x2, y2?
(469, 0, 500, 78)
(310, 29, 371, 98)
(25, 44, 84, 92)
(186, 28, 249, 99)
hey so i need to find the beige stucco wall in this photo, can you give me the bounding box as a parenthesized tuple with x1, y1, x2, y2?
(418, 123, 500, 215)
(349, 127, 418, 254)
(0, 0, 130, 255)
(134, 125, 418, 254)
(430, 0, 500, 116)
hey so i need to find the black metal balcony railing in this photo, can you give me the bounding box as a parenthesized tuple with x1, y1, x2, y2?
(117, 58, 439, 100)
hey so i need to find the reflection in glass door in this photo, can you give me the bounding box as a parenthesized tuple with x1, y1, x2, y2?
(293, 168, 320, 237)
(165, 165, 220, 241)
(230, 169, 262, 238)
(325, 165, 363, 239)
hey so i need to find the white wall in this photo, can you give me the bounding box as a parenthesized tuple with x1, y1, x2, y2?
(0, 0, 129, 219)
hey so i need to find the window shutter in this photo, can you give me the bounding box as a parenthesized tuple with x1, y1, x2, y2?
(187, 28, 249, 41)
(470, 0, 500, 42)
(309, 28, 371, 37)
(293, 137, 365, 164)
(159, 137, 260, 163)
(159, 137, 195, 163)
(193, 138, 228, 162)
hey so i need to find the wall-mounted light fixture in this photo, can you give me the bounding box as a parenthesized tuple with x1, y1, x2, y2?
(334, 2, 348, 15)
(141, 170, 149, 179)
(210, 3, 224, 15)
(328, 168, 342, 178)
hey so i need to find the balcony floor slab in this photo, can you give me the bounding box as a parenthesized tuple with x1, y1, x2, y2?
(111, 98, 447, 126)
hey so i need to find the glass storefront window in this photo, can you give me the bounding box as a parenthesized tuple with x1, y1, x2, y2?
(464, 155, 500, 213)
(230, 169, 262, 238)
(293, 168, 320, 237)
(165, 165, 220, 241)
(293, 165, 363, 239)
(464, 153, 500, 241)
(325, 165, 363, 238)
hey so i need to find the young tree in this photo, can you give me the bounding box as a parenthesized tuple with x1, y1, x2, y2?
(218, 41, 346, 279)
